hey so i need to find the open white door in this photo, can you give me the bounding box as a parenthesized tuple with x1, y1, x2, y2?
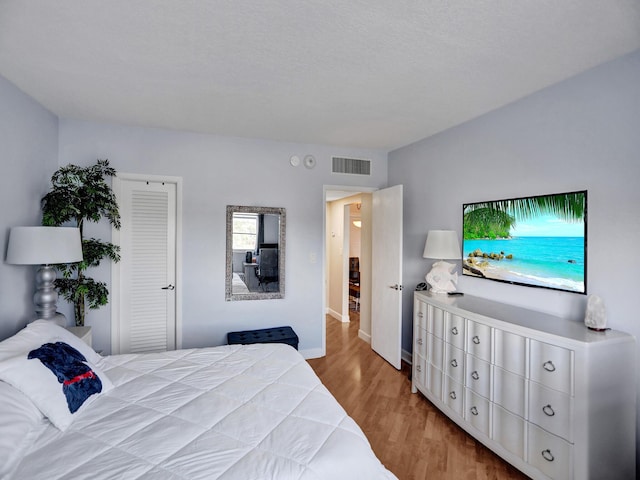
(371, 185, 403, 369)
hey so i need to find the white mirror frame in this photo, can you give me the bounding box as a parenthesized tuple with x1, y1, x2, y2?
(225, 205, 286, 301)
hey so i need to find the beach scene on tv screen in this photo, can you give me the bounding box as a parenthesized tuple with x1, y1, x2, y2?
(462, 192, 586, 294)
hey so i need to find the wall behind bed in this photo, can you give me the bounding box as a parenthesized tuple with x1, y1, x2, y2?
(0, 75, 58, 340)
(57, 120, 388, 356)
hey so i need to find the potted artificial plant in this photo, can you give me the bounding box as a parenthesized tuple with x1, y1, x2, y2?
(41, 159, 121, 326)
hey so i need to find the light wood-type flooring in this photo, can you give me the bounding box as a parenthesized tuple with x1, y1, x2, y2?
(307, 313, 529, 480)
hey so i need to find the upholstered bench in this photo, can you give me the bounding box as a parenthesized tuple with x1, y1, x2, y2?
(227, 326, 299, 350)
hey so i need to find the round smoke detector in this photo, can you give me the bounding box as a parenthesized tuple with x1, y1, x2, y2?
(303, 155, 316, 169)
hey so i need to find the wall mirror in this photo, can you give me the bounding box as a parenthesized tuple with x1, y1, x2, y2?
(225, 205, 286, 301)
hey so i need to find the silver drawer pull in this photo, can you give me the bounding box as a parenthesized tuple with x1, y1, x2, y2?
(417, 338, 423, 345)
(470, 406, 479, 416)
(418, 312, 424, 318)
(450, 359, 458, 368)
(541, 449, 555, 462)
(451, 326, 459, 335)
(543, 360, 556, 372)
(416, 365, 422, 372)
(542, 404, 555, 417)
(449, 391, 457, 400)
(472, 335, 480, 345)
(471, 371, 480, 380)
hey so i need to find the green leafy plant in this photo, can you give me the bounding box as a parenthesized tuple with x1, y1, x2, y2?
(41, 159, 121, 326)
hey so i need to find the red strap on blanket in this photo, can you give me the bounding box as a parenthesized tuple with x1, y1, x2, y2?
(63, 370, 96, 386)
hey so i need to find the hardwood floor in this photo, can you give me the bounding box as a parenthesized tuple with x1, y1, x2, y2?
(307, 314, 529, 480)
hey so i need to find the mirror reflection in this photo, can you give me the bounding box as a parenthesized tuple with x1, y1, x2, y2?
(225, 205, 285, 301)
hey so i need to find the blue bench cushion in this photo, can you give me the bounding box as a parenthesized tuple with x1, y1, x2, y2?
(227, 326, 299, 350)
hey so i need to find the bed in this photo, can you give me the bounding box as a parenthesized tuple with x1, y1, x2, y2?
(0, 320, 396, 479)
(232, 272, 250, 294)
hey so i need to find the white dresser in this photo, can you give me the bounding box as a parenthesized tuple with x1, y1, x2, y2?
(412, 291, 635, 480)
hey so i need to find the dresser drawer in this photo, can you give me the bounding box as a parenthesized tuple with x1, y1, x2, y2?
(444, 375, 464, 417)
(428, 305, 445, 339)
(466, 320, 491, 362)
(492, 404, 525, 459)
(444, 312, 465, 349)
(530, 340, 574, 395)
(428, 334, 444, 370)
(429, 363, 443, 401)
(414, 355, 427, 390)
(529, 381, 572, 442)
(494, 329, 526, 376)
(414, 300, 428, 331)
(444, 344, 464, 384)
(493, 366, 526, 417)
(465, 389, 490, 436)
(414, 327, 427, 359)
(465, 354, 491, 399)
(527, 423, 573, 480)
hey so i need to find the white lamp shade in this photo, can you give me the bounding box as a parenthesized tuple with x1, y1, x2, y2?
(423, 230, 461, 260)
(6, 227, 83, 265)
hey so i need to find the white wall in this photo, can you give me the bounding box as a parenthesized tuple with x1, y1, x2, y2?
(57, 119, 388, 356)
(349, 202, 362, 258)
(326, 194, 361, 322)
(389, 49, 640, 457)
(0, 75, 58, 339)
(326, 200, 346, 321)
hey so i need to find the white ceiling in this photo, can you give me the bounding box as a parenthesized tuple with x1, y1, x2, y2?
(1, 1, 639, 151)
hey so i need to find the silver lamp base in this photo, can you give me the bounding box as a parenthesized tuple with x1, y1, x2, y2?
(33, 265, 67, 325)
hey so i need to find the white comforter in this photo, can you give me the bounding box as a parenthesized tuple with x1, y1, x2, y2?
(8, 343, 396, 479)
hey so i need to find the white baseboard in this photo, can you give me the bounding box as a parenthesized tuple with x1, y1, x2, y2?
(358, 329, 371, 343)
(327, 308, 349, 323)
(402, 348, 412, 365)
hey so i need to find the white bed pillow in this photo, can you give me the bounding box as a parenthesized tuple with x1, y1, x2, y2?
(0, 380, 43, 477)
(0, 341, 113, 431)
(0, 319, 102, 364)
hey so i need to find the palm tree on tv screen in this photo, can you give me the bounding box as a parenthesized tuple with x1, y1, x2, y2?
(463, 192, 585, 239)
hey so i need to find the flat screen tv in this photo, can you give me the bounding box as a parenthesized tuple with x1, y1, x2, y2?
(462, 190, 587, 294)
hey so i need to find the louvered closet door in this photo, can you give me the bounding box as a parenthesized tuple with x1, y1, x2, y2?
(117, 179, 177, 353)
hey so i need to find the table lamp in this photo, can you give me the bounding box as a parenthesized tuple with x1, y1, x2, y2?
(423, 230, 461, 294)
(6, 226, 83, 324)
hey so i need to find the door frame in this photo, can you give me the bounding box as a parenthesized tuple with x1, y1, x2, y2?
(110, 173, 183, 354)
(323, 185, 376, 357)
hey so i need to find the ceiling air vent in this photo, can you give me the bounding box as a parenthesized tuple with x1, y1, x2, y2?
(332, 157, 371, 175)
